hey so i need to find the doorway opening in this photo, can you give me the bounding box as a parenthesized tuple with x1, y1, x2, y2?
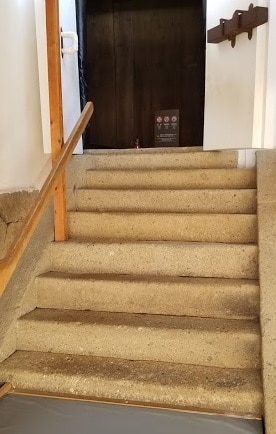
(79, 0, 206, 150)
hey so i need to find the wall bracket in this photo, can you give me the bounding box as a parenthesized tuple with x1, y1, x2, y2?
(207, 4, 268, 48)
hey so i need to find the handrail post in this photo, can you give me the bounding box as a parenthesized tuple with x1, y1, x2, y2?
(46, 0, 67, 241)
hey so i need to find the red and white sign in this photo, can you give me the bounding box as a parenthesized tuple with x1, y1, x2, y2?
(164, 116, 170, 123)
(156, 116, 163, 123)
(172, 116, 178, 122)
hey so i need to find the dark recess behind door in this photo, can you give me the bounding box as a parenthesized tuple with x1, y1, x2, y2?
(86, 0, 205, 149)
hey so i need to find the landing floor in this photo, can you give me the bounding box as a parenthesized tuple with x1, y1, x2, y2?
(0, 395, 263, 434)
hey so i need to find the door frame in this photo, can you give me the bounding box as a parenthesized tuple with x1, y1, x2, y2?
(34, 0, 83, 155)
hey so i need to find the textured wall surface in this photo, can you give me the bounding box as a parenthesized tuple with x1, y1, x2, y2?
(0, 194, 54, 362)
(0, 192, 38, 259)
(257, 150, 276, 434)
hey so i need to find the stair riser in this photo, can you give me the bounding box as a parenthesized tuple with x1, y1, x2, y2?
(36, 276, 260, 320)
(68, 212, 257, 244)
(48, 242, 258, 279)
(76, 190, 257, 214)
(0, 352, 263, 417)
(92, 151, 238, 170)
(86, 169, 256, 189)
(17, 320, 260, 369)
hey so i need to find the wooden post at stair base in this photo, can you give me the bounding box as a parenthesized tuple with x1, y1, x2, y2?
(45, 0, 67, 241)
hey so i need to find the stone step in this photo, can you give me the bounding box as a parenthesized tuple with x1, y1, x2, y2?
(0, 351, 262, 417)
(68, 212, 257, 244)
(88, 150, 238, 170)
(36, 272, 259, 320)
(86, 168, 256, 189)
(76, 189, 257, 214)
(17, 309, 260, 369)
(47, 240, 258, 280)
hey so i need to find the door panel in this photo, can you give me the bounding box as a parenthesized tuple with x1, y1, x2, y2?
(114, 1, 134, 147)
(86, 0, 205, 149)
(87, 0, 117, 148)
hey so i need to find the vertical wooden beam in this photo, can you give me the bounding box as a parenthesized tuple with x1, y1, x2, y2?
(45, 0, 68, 241)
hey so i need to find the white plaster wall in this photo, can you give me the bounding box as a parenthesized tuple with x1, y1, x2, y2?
(34, 0, 51, 154)
(0, 0, 50, 192)
(204, 0, 269, 150)
(264, 1, 276, 148)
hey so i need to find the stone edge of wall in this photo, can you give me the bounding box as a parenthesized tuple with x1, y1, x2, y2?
(257, 149, 276, 434)
(0, 191, 38, 259)
(66, 155, 96, 210)
(0, 193, 54, 363)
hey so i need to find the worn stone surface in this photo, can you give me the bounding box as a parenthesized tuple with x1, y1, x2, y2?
(0, 217, 6, 256)
(85, 146, 203, 155)
(68, 212, 257, 244)
(257, 150, 276, 434)
(0, 351, 263, 417)
(36, 272, 260, 320)
(89, 149, 238, 170)
(67, 150, 239, 208)
(66, 156, 97, 211)
(17, 309, 260, 369)
(0, 150, 262, 421)
(0, 202, 53, 362)
(0, 191, 38, 259)
(66, 151, 241, 212)
(47, 240, 258, 280)
(0, 191, 38, 223)
(76, 189, 257, 214)
(86, 168, 256, 190)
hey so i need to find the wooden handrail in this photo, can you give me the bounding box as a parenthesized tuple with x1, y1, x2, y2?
(0, 102, 94, 298)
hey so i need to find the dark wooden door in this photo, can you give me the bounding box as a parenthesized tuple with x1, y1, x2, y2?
(86, 0, 205, 149)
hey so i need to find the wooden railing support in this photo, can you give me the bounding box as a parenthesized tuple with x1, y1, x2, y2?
(46, 0, 67, 241)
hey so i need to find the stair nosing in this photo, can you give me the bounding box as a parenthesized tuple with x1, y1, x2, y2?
(19, 308, 260, 334)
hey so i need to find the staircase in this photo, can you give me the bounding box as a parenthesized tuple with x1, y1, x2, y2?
(0, 149, 263, 417)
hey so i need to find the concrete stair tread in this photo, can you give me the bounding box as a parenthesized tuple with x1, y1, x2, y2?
(69, 211, 256, 216)
(86, 147, 204, 155)
(78, 187, 257, 192)
(20, 308, 260, 335)
(88, 150, 238, 170)
(67, 240, 258, 248)
(36, 272, 259, 320)
(17, 309, 260, 368)
(0, 351, 263, 417)
(76, 188, 256, 214)
(68, 211, 257, 243)
(85, 168, 256, 189)
(53, 239, 257, 246)
(48, 240, 258, 280)
(37, 270, 260, 286)
(86, 168, 254, 174)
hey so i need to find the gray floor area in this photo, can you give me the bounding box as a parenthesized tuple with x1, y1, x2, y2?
(0, 395, 263, 434)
